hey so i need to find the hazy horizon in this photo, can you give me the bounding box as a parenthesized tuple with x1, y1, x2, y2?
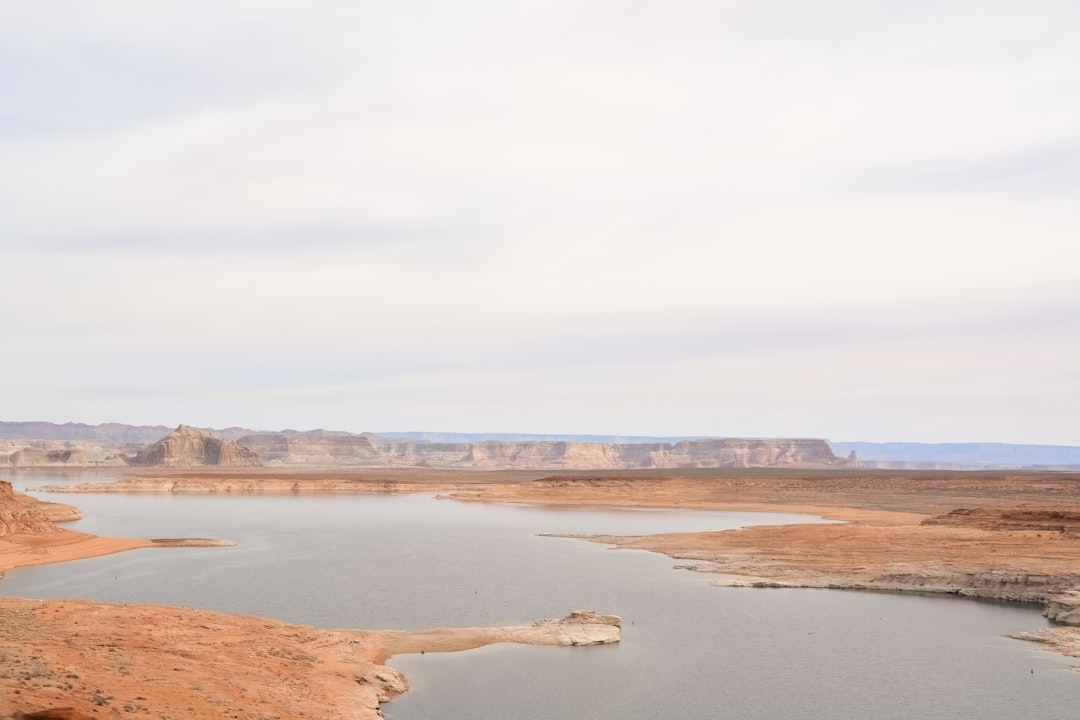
(3, 2, 1077, 444)
(6, 418, 1080, 451)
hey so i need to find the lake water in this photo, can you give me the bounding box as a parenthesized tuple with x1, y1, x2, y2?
(3, 474, 1079, 718)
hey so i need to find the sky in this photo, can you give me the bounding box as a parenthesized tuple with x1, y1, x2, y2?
(2, 1, 1078, 444)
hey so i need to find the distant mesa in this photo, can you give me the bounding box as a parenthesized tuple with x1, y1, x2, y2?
(3, 425, 848, 470)
(132, 425, 263, 467)
(238, 432, 382, 465)
(0, 422, 851, 470)
(7, 447, 86, 467)
(227, 435, 847, 470)
(5, 420, 1078, 470)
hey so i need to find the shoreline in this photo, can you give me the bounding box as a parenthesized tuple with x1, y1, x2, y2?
(0, 531, 235, 580)
(6, 467, 1080, 716)
(18, 469, 1080, 630)
(0, 596, 618, 720)
(1, 480, 621, 719)
(0, 530, 154, 578)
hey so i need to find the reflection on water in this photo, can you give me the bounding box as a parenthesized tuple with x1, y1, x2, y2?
(3, 474, 1079, 719)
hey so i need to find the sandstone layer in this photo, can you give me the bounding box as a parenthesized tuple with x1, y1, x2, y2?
(0, 441, 131, 469)
(4, 429, 849, 470)
(236, 436, 848, 470)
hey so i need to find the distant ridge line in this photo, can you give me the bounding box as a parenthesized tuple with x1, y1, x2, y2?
(2, 422, 1079, 468)
(376, 431, 716, 444)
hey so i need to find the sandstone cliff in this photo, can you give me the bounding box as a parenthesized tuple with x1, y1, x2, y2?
(9, 422, 844, 470)
(8, 447, 87, 466)
(132, 425, 263, 467)
(0, 440, 131, 468)
(236, 434, 846, 470)
(238, 433, 382, 465)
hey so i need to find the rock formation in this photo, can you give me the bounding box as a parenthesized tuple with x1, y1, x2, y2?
(0, 439, 135, 468)
(0, 480, 81, 536)
(132, 425, 263, 467)
(234, 434, 848, 469)
(3, 421, 849, 470)
(238, 433, 382, 464)
(531, 610, 622, 645)
(7, 447, 88, 467)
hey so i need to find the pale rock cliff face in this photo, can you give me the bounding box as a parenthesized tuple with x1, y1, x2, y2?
(2, 422, 845, 470)
(235, 435, 844, 469)
(133, 425, 263, 467)
(0, 440, 133, 467)
(456, 438, 840, 469)
(239, 434, 382, 465)
(7, 447, 88, 467)
(465, 441, 625, 469)
(375, 441, 474, 466)
(646, 439, 838, 468)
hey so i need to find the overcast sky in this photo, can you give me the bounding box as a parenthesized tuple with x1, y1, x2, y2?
(2, 1, 1078, 443)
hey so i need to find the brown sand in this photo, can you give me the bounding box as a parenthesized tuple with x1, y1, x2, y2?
(0, 596, 617, 720)
(0, 531, 154, 577)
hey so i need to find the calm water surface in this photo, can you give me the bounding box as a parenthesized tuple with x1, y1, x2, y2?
(3, 474, 1078, 719)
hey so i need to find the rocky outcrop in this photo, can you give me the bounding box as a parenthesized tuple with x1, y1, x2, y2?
(1043, 591, 1080, 624)
(0, 480, 81, 536)
(366, 610, 621, 663)
(132, 425, 263, 467)
(707, 566, 1080, 626)
(1008, 625, 1080, 662)
(531, 610, 622, 645)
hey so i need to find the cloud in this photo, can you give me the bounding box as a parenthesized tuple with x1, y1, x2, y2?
(1, 0, 1078, 442)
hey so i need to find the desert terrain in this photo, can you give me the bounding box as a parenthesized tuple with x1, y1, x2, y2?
(5, 466, 1080, 718)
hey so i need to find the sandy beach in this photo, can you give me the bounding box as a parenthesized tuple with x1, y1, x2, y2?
(0, 530, 154, 578)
